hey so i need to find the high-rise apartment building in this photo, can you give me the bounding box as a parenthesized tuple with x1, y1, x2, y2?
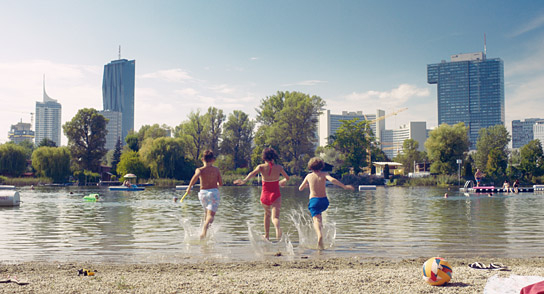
(35, 81, 62, 146)
(99, 110, 123, 150)
(427, 52, 504, 149)
(512, 118, 544, 148)
(102, 58, 135, 145)
(8, 121, 35, 144)
(318, 109, 385, 147)
(534, 121, 544, 145)
(381, 122, 427, 160)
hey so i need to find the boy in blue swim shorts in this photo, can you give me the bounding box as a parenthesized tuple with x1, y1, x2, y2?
(187, 150, 223, 239)
(299, 157, 354, 249)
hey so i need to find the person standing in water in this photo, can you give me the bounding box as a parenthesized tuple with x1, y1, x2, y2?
(186, 150, 223, 240)
(299, 157, 354, 250)
(235, 148, 290, 241)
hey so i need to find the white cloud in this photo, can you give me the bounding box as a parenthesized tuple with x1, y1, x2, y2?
(282, 80, 328, 87)
(510, 13, 544, 37)
(346, 84, 430, 106)
(210, 84, 236, 94)
(174, 88, 199, 96)
(250, 57, 259, 61)
(140, 68, 193, 83)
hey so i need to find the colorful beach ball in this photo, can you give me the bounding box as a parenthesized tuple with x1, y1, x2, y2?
(422, 257, 452, 286)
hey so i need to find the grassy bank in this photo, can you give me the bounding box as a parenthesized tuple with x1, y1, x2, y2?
(0, 176, 52, 186)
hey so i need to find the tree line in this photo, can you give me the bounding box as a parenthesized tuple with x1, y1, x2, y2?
(1, 91, 543, 185)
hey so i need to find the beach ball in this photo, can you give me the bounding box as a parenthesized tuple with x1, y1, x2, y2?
(422, 257, 452, 286)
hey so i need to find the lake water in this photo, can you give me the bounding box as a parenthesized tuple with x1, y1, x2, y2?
(1, 185, 544, 263)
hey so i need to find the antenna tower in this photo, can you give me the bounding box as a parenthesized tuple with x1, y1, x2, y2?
(118, 45, 121, 59)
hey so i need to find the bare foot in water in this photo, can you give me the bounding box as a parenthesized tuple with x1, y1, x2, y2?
(317, 236, 324, 250)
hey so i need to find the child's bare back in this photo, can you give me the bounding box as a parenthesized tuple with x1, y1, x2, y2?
(198, 165, 221, 190)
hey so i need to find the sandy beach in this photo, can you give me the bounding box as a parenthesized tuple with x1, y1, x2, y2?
(2, 257, 544, 293)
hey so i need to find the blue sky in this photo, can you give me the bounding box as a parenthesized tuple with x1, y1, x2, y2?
(1, 0, 544, 145)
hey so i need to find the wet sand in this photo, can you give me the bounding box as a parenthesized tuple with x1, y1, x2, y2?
(1, 257, 544, 293)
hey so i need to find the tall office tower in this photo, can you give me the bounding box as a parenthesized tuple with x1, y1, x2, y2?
(8, 121, 35, 144)
(427, 52, 505, 149)
(35, 80, 62, 146)
(99, 110, 123, 150)
(102, 58, 135, 145)
(380, 121, 427, 160)
(317, 109, 385, 147)
(512, 118, 544, 148)
(533, 121, 544, 145)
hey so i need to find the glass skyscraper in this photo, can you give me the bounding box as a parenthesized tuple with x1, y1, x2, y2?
(102, 59, 135, 145)
(427, 52, 504, 149)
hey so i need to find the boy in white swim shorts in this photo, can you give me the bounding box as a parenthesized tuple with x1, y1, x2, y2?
(187, 150, 223, 239)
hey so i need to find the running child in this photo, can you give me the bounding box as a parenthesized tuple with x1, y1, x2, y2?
(186, 150, 223, 239)
(299, 157, 354, 250)
(234, 148, 290, 240)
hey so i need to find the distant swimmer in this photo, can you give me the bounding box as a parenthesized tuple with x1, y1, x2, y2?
(444, 193, 448, 198)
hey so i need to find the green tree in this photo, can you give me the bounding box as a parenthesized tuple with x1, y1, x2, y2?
(17, 140, 35, 158)
(63, 108, 108, 172)
(253, 91, 324, 174)
(519, 140, 544, 182)
(125, 132, 139, 151)
(204, 107, 225, 155)
(424, 123, 470, 175)
(220, 110, 255, 169)
(111, 137, 122, 175)
(0, 143, 27, 176)
(175, 111, 207, 161)
(32, 146, 71, 183)
(393, 139, 426, 174)
(116, 150, 150, 179)
(38, 138, 57, 148)
(474, 125, 510, 171)
(139, 137, 195, 179)
(329, 118, 373, 174)
(485, 147, 508, 183)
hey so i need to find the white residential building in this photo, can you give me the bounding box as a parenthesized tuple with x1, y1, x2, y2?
(35, 79, 62, 146)
(318, 109, 385, 147)
(381, 121, 427, 159)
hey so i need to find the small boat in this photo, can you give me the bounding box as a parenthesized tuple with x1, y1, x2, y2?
(0, 190, 20, 206)
(109, 185, 145, 191)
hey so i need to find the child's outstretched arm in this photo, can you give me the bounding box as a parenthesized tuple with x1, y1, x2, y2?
(325, 174, 355, 190)
(186, 168, 201, 194)
(298, 175, 309, 191)
(234, 166, 261, 185)
(217, 169, 223, 187)
(279, 166, 290, 187)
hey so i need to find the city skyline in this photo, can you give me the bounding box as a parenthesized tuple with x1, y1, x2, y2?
(1, 1, 544, 145)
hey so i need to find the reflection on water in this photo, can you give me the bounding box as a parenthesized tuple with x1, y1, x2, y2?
(1, 186, 544, 263)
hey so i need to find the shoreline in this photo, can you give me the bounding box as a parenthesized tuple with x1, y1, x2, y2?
(2, 257, 544, 293)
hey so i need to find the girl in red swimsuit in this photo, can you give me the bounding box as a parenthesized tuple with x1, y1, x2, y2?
(235, 148, 290, 240)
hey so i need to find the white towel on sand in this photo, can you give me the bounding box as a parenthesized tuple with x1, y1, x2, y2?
(484, 274, 544, 294)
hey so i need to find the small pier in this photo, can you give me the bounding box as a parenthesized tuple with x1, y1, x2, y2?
(466, 187, 534, 193)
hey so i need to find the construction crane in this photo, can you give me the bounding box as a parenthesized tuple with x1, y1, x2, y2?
(363, 108, 408, 174)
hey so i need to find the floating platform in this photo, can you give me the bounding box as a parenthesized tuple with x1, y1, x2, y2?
(465, 186, 534, 193)
(0, 185, 16, 190)
(109, 186, 145, 191)
(359, 185, 377, 191)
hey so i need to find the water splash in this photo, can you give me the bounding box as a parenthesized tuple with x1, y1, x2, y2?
(179, 217, 219, 245)
(247, 222, 294, 256)
(288, 207, 336, 250)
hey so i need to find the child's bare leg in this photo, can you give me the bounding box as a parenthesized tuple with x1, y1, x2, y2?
(200, 209, 215, 240)
(312, 214, 324, 250)
(271, 200, 282, 240)
(262, 204, 271, 240)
